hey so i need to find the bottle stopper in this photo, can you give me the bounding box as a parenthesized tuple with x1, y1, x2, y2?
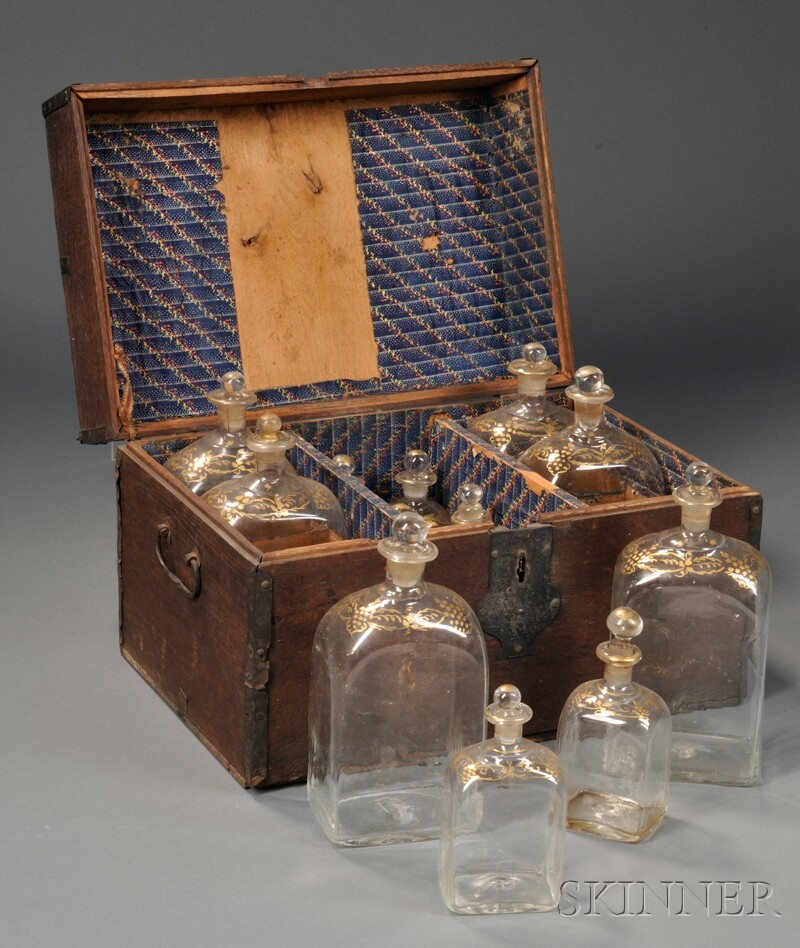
(566, 365, 614, 406)
(377, 510, 438, 565)
(451, 483, 491, 524)
(673, 462, 722, 511)
(597, 607, 643, 668)
(485, 684, 532, 741)
(247, 412, 296, 453)
(396, 450, 437, 500)
(331, 454, 357, 476)
(207, 370, 256, 407)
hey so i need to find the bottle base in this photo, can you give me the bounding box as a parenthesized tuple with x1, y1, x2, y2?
(443, 870, 558, 915)
(310, 780, 443, 847)
(671, 733, 760, 786)
(566, 791, 665, 843)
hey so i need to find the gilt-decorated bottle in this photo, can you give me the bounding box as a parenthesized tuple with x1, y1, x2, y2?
(308, 511, 488, 846)
(440, 685, 566, 914)
(165, 371, 256, 494)
(517, 365, 664, 503)
(557, 607, 671, 843)
(612, 462, 771, 786)
(204, 412, 346, 550)
(466, 342, 572, 456)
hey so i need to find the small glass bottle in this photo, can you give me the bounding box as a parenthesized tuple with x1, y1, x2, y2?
(308, 511, 488, 847)
(390, 450, 451, 526)
(439, 684, 566, 915)
(612, 462, 771, 786)
(165, 371, 256, 494)
(517, 365, 665, 503)
(557, 607, 671, 843)
(204, 412, 346, 550)
(466, 342, 573, 456)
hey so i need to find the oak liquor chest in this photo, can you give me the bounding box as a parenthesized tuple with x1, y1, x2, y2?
(43, 59, 762, 787)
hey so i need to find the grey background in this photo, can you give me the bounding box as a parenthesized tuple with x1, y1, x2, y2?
(1, 1, 798, 945)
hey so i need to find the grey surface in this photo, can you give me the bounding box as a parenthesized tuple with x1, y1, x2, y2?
(1, 2, 799, 945)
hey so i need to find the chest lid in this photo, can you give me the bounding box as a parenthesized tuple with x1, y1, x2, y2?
(44, 59, 574, 443)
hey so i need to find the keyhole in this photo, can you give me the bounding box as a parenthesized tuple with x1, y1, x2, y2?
(516, 554, 527, 583)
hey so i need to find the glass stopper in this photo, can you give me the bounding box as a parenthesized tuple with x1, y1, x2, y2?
(566, 364, 614, 404)
(247, 411, 296, 452)
(397, 449, 437, 494)
(673, 460, 722, 515)
(452, 482, 490, 524)
(685, 461, 713, 489)
(485, 683, 533, 730)
(404, 450, 432, 476)
(331, 454, 356, 476)
(459, 483, 483, 504)
(221, 371, 247, 395)
(255, 413, 282, 439)
(523, 342, 548, 365)
(208, 370, 255, 406)
(597, 607, 643, 667)
(377, 510, 438, 565)
(575, 366, 605, 393)
(607, 606, 643, 642)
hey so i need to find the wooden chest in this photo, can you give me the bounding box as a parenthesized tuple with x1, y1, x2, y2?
(43, 59, 762, 788)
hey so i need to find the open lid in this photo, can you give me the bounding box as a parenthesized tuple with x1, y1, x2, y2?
(43, 59, 574, 443)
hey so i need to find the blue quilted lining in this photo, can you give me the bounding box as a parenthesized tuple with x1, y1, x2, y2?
(86, 90, 558, 426)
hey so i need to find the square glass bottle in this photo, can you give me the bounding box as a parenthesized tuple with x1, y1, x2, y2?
(439, 685, 566, 914)
(557, 608, 671, 843)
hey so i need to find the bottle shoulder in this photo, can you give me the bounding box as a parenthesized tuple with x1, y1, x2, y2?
(449, 738, 562, 786)
(315, 580, 483, 649)
(562, 679, 670, 724)
(615, 527, 770, 594)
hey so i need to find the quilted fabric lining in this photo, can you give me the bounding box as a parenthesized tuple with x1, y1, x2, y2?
(87, 90, 557, 425)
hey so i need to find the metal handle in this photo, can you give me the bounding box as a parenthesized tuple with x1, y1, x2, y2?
(155, 522, 201, 600)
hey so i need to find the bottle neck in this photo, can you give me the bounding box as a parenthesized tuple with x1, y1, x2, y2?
(574, 402, 604, 432)
(385, 561, 426, 589)
(217, 403, 248, 434)
(603, 664, 633, 686)
(254, 450, 288, 477)
(516, 375, 547, 398)
(681, 509, 713, 533)
(402, 482, 430, 502)
(492, 722, 525, 748)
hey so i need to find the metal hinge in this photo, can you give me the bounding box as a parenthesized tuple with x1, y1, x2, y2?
(477, 526, 560, 658)
(41, 87, 72, 117)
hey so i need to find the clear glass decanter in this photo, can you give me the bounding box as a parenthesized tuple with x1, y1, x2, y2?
(517, 365, 665, 503)
(203, 412, 346, 550)
(439, 684, 566, 914)
(465, 342, 573, 456)
(390, 450, 451, 526)
(612, 462, 771, 786)
(308, 511, 488, 847)
(165, 371, 256, 494)
(556, 607, 671, 843)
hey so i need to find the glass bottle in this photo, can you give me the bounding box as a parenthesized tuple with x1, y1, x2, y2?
(308, 511, 488, 847)
(465, 342, 573, 456)
(203, 412, 346, 550)
(612, 462, 771, 786)
(439, 684, 566, 914)
(517, 365, 665, 503)
(390, 450, 451, 526)
(556, 607, 671, 843)
(165, 371, 256, 494)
